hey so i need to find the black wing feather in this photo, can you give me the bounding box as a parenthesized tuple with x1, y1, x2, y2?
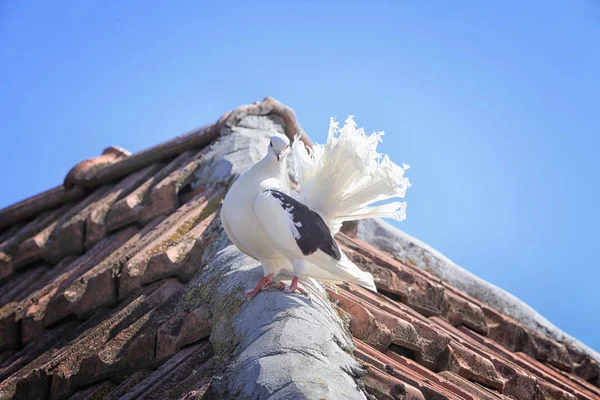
(267, 189, 341, 260)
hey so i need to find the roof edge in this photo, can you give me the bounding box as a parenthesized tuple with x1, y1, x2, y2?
(0, 96, 308, 231)
(0, 185, 86, 231)
(354, 217, 600, 365)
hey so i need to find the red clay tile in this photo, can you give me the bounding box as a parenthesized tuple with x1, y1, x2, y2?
(341, 245, 409, 302)
(355, 339, 456, 400)
(339, 231, 587, 392)
(119, 342, 212, 400)
(521, 332, 573, 372)
(433, 316, 537, 399)
(568, 348, 588, 365)
(429, 316, 575, 400)
(338, 235, 479, 322)
(536, 379, 578, 400)
(104, 153, 194, 232)
(331, 289, 417, 358)
(547, 363, 600, 399)
(457, 318, 587, 399)
(46, 279, 185, 399)
(576, 357, 600, 386)
(0, 320, 83, 382)
(0, 254, 84, 351)
(331, 286, 451, 369)
(480, 306, 529, 353)
(64, 146, 130, 188)
(514, 352, 598, 400)
(441, 342, 505, 391)
(148, 146, 211, 218)
(340, 242, 449, 317)
(0, 225, 22, 245)
(66, 123, 219, 189)
(85, 163, 162, 248)
(341, 282, 432, 325)
(39, 226, 139, 329)
(102, 371, 152, 400)
(143, 206, 219, 284)
(1, 281, 169, 399)
(456, 326, 598, 400)
(362, 364, 425, 400)
(0, 185, 85, 231)
(155, 306, 211, 363)
(0, 207, 67, 282)
(437, 371, 504, 400)
(0, 205, 69, 261)
(0, 265, 49, 308)
(45, 219, 162, 326)
(384, 349, 496, 400)
(118, 188, 224, 300)
(68, 380, 117, 400)
(443, 290, 488, 335)
(12, 185, 113, 269)
(0, 311, 18, 353)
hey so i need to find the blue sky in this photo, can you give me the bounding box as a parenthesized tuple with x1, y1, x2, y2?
(1, 1, 599, 350)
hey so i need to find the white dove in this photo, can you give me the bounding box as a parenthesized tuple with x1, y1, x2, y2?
(220, 117, 410, 297)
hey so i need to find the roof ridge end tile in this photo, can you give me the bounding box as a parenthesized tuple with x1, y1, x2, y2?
(223, 96, 313, 149)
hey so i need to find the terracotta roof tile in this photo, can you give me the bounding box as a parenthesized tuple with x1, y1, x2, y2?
(0, 265, 49, 308)
(101, 371, 152, 400)
(118, 342, 213, 400)
(430, 317, 541, 399)
(147, 147, 211, 218)
(356, 339, 464, 400)
(104, 157, 186, 232)
(548, 363, 600, 399)
(67, 380, 117, 400)
(84, 163, 163, 248)
(155, 306, 211, 364)
(0, 98, 597, 399)
(12, 185, 114, 268)
(0, 226, 22, 246)
(117, 187, 224, 300)
(448, 320, 598, 400)
(0, 206, 68, 261)
(0, 205, 71, 282)
(63, 126, 218, 189)
(330, 259, 598, 398)
(64, 146, 131, 189)
(444, 290, 489, 336)
(0, 185, 85, 231)
(361, 363, 425, 400)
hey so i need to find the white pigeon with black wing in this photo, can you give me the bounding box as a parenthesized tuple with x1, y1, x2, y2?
(220, 117, 410, 297)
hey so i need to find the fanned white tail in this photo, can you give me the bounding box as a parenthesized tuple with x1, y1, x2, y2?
(293, 116, 411, 235)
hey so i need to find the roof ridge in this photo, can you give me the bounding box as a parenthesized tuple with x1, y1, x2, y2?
(0, 97, 309, 231)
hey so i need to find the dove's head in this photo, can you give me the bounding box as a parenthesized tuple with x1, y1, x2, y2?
(268, 134, 290, 162)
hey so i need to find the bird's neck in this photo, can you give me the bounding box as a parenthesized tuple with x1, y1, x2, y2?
(253, 154, 283, 181)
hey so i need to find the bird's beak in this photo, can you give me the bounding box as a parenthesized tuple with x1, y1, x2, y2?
(275, 152, 281, 161)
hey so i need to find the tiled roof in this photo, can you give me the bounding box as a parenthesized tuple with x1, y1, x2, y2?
(332, 232, 600, 399)
(0, 98, 598, 399)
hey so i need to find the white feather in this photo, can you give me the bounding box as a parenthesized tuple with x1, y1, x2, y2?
(293, 116, 411, 235)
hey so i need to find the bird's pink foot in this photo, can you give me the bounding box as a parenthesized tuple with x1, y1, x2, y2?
(281, 276, 306, 295)
(245, 274, 274, 299)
